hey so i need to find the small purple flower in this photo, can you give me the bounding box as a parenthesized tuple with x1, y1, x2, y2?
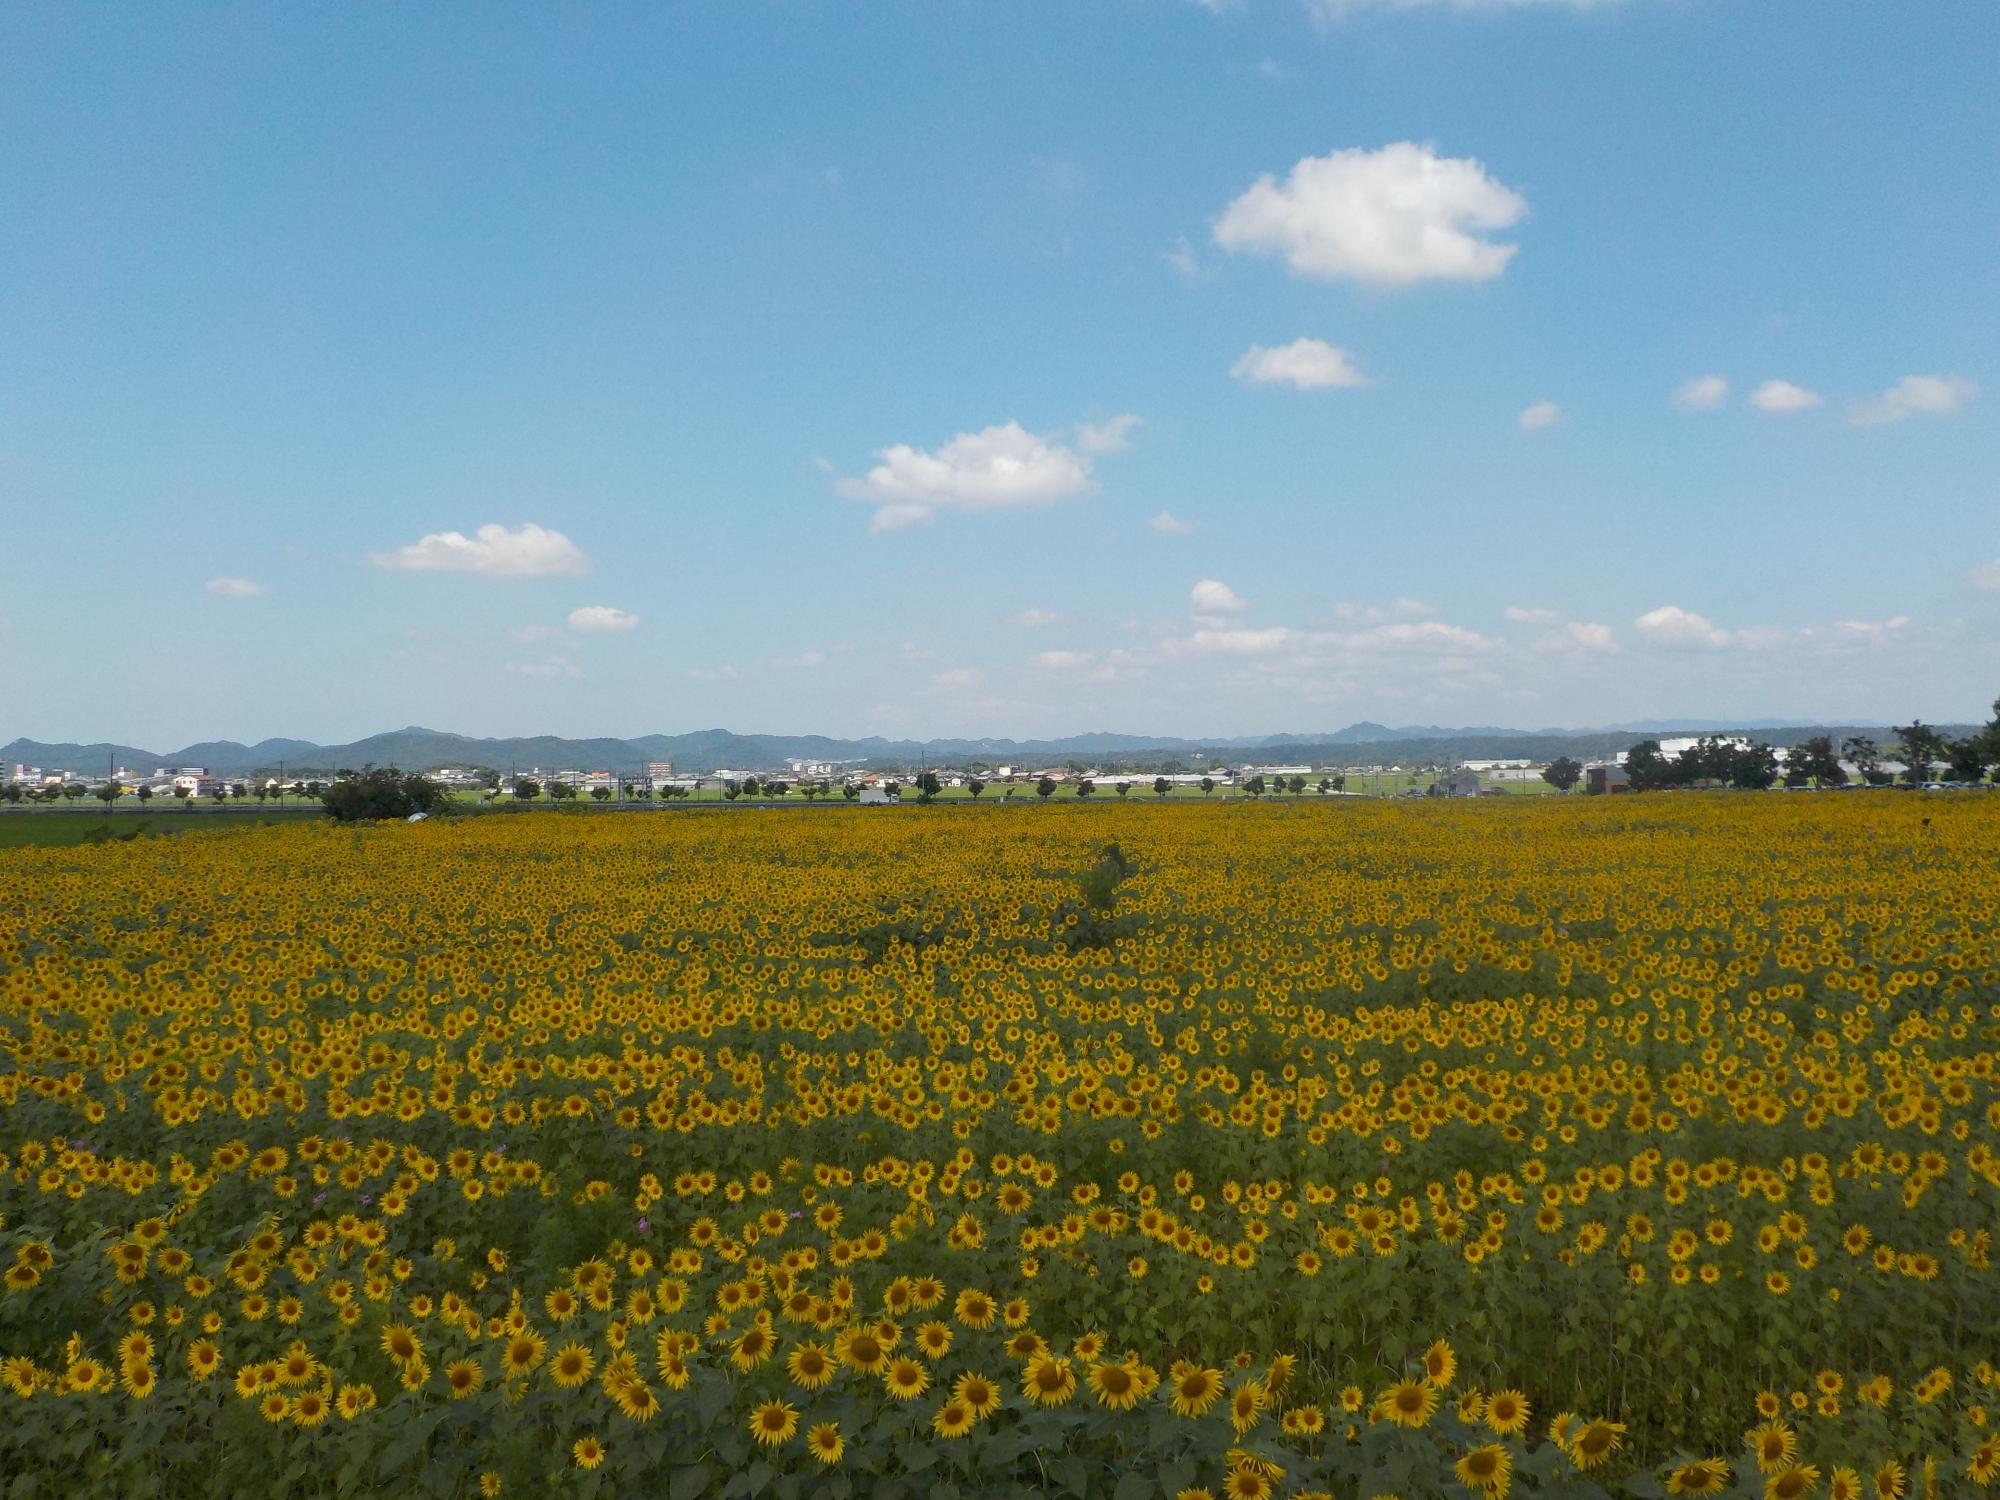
(635, 1218, 649, 1234)
(359, 1193, 373, 1205)
(313, 1192, 327, 1205)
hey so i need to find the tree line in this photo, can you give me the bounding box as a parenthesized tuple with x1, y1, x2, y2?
(1613, 701, 2000, 792)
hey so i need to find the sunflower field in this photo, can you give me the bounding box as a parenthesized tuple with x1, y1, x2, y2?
(2, 797, 1998, 1500)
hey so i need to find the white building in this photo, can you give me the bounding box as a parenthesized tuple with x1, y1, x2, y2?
(1658, 736, 1751, 759)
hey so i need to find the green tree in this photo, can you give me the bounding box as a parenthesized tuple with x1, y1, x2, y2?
(1785, 736, 1845, 788)
(1842, 736, 1884, 785)
(842, 782, 859, 801)
(915, 771, 941, 803)
(319, 767, 447, 822)
(1036, 776, 1056, 800)
(1076, 778, 1094, 799)
(1894, 721, 1945, 784)
(1243, 774, 1266, 797)
(1729, 743, 1780, 790)
(1944, 736, 1989, 784)
(1623, 741, 1670, 791)
(1199, 776, 1215, 796)
(967, 777, 986, 799)
(1671, 737, 1728, 787)
(95, 782, 121, 807)
(515, 779, 541, 802)
(135, 785, 152, 805)
(1153, 776, 1169, 797)
(722, 781, 741, 802)
(1115, 780, 1131, 798)
(547, 782, 577, 802)
(590, 786, 612, 802)
(1542, 756, 1583, 792)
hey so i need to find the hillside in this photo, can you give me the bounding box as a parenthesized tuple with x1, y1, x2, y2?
(6, 719, 1966, 778)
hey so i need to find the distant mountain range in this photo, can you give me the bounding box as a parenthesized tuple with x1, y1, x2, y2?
(3, 720, 1956, 778)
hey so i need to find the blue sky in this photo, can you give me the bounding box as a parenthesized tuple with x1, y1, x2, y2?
(2, 1, 1996, 747)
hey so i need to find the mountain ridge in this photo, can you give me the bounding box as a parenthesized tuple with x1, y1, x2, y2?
(4, 720, 1959, 778)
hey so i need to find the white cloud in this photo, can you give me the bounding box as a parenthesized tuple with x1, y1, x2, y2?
(1833, 615, 1910, 639)
(1332, 598, 1437, 624)
(1191, 579, 1248, 613)
(204, 577, 264, 598)
(1231, 338, 1369, 390)
(684, 664, 740, 682)
(1671, 374, 1729, 411)
(1169, 617, 1490, 660)
(866, 503, 933, 534)
(1344, 620, 1490, 651)
(1076, 414, 1143, 453)
(1213, 142, 1526, 288)
(507, 655, 582, 679)
(1518, 399, 1562, 430)
(1847, 374, 1977, 428)
(838, 421, 1096, 532)
(1033, 649, 1096, 669)
(1186, 626, 1296, 656)
(1536, 621, 1618, 653)
(1161, 234, 1205, 282)
(1635, 604, 1730, 649)
(1973, 558, 2000, 591)
(1749, 379, 1820, 415)
(567, 605, 639, 633)
(931, 667, 980, 691)
(371, 522, 589, 577)
(509, 624, 558, 643)
(774, 651, 826, 669)
(1013, 608, 1063, 627)
(1148, 510, 1196, 535)
(1503, 605, 1560, 625)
